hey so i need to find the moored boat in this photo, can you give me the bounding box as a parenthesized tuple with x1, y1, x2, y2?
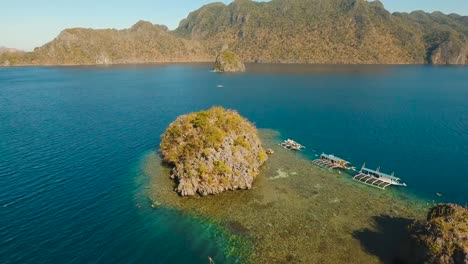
(312, 153, 354, 170)
(353, 164, 407, 189)
(280, 139, 305, 151)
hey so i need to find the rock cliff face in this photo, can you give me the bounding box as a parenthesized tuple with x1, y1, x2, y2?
(428, 39, 467, 65)
(395, 11, 468, 65)
(409, 203, 468, 264)
(160, 107, 267, 196)
(213, 48, 245, 72)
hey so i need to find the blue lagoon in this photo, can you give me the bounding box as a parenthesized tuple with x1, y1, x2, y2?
(0, 64, 467, 263)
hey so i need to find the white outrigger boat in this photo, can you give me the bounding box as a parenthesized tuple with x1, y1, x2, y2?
(353, 164, 407, 190)
(280, 139, 305, 151)
(312, 153, 355, 171)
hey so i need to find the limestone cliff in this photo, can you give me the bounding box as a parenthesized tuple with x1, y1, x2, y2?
(176, 0, 467, 65)
(160, 107, 267, 196)
(428, 38, 467, 65)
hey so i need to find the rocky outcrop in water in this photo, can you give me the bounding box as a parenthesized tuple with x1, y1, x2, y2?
(213, 48, 245, 72)
(409, 203, 468, 264)
(160, 107, 267, 196)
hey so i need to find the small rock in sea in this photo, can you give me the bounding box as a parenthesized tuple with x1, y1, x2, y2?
(208, 256, 215, 264)
(266, 148, 274, 155)
(212, 47, 245, 73)
(160, 107, 268, 196)
(436, 192, 443, 197)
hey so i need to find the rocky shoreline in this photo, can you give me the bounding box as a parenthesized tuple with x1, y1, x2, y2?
(408, 203, 468, 264)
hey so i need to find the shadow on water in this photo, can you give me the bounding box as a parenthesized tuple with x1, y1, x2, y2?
(246, 63, 393, 75)
(352, 215, 414, 264)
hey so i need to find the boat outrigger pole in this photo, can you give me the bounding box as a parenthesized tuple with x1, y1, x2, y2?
(353, 163, 407, 190)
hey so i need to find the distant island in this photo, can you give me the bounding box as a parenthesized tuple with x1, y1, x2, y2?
(0, 47, 22, 54)
(1, 0, 467, 66)
(159, 107, 268, 196)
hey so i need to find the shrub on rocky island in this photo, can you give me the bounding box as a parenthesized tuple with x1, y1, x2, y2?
(160, 106, 267, 196)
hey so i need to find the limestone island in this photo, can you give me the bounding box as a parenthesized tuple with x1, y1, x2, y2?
(160, 107, 267, 196)
(409, 203, 467, 264)
(213, 48, 246, 73)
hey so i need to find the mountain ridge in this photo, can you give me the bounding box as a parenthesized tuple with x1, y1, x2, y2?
(0, 46, 23, 54)
(1, 0, 466, 66)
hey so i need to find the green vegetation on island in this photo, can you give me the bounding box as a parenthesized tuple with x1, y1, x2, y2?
(409, 203, 467, 264)
(160, 107, 268, 196)
(0, 21, 210, 66)
(213, 47, 246, 72)
(1, 0, 467, 66)
(177, 0, 467, 64)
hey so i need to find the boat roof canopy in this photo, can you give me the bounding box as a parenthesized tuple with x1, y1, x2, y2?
(321, 154, 350, 164)
(361, 167, 400, 180)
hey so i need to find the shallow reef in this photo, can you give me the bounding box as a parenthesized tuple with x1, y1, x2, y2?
(147, 129, 429, 263)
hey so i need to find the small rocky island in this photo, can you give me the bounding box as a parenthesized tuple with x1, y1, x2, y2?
(213, 48, 245, 73)
(409, 203, 467, 264)
(160, 107, 267, 196)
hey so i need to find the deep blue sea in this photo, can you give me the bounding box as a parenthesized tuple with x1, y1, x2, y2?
(0, 64, 467, 263)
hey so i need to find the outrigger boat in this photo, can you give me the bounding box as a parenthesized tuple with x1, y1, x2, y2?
(353, 163, 407, 190)
(312, 153, 355, 170)
(280, 139, 305, 151)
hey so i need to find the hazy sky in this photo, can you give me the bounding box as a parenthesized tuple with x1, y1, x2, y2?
(1, 0, 467, 51)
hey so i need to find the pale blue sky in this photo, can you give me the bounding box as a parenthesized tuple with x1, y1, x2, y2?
(1, 0, 467, 51)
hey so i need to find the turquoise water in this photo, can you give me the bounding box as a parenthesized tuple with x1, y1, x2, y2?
(0, 64, 467, 263)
